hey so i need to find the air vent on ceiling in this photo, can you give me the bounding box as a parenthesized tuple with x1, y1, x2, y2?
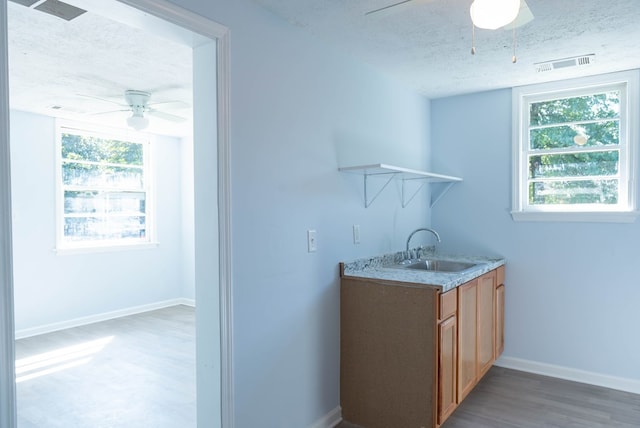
(534, 54, 596, 73)
(34, 0, 86, 21)
(9, 0, 40, 7)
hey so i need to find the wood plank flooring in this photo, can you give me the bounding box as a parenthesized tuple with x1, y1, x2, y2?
(15, 305, 195, 428)
(16, 309, 640, 428)
(337, 366, 640, 428)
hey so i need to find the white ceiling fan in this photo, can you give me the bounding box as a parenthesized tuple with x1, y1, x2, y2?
(83, 89, 188, 131)
(365, 0, 534, 30)
(366, 0, 534, 62)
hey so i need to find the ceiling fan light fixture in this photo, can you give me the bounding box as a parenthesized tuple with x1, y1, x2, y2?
(470, 0, 521, 30)
(124, 90, 151, 130)
(127, 113, 149, 131)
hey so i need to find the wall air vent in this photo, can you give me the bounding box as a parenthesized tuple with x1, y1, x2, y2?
(534, 54, 596, 73)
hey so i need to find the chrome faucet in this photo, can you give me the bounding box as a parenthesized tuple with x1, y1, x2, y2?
(406, 228, 441, 259)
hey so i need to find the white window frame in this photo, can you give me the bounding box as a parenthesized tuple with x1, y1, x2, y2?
(511, 70, 640, 223)
(55, 120, 158, 254)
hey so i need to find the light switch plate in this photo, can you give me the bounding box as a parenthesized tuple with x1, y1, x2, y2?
(307, 229, 317, 252)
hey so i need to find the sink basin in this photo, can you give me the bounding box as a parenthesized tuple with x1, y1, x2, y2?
(398, 259, 477, 273)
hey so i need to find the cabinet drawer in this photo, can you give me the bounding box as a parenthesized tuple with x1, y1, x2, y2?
(439, 289, 457, 321)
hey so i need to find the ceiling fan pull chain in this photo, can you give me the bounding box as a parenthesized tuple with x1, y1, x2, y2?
(471, 22, 476, 55)
(512, 27, 517, 63)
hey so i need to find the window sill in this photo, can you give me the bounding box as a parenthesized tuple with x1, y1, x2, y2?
(54, 241, 159, 256)
(511, 211, 640, 223)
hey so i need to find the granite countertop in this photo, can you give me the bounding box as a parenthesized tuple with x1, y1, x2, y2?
(342, 249, 505, 292)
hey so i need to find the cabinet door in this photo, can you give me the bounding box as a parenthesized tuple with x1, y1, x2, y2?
(457, 279, 477, 401)
(438, 316, 457, 425)
(477, 271, 496, 377)
(495, 284, 505, 357)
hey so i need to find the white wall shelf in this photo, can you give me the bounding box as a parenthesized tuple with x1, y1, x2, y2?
(339, 163, 463, 208)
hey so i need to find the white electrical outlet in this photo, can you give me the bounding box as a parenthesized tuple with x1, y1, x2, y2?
(307, 229, 317, 252)
(353, 224, 361, 244)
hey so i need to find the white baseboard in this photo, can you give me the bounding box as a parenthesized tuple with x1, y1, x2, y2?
(179, 298, 196, 307)
(495, 356, 640, 395)
(15, 298, 194, 340)
(308, 406, 342, 428)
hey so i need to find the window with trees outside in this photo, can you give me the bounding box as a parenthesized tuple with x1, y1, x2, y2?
(512, 71, 639, 222)
(57, 124, 153, 251)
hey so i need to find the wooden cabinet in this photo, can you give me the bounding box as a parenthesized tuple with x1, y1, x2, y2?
(340, 266, 505, 428)
(477, 270, 496, 377)
(438, 314, 457, 424)
(456, 279, 477, 402)
(340, 277, 439, 428)
(495, 266, 505, 358)
(457, 270, 497, 402)
(439, 288, 457, 321)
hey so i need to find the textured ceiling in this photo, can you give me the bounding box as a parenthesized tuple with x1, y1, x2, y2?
(8, 0, 640, 134)
(252, 0, 640, 98)
(7, 0, 193, 137)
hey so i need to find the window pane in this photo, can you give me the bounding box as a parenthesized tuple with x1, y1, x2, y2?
(64, 216, 147, 241)
(62, 163, 143, 188)
(62, 133, 143, 165)
(529, 179, 618, 205)
(59, 128, 150, 247)
(64, 191, 146, 215)
(530, 120, 619, 150)
(529, 91, 620, 127)
(529, 151, 619, 179)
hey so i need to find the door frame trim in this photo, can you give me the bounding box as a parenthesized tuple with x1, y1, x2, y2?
(0, 0, 17, 425)
(0, 1, 233, 426)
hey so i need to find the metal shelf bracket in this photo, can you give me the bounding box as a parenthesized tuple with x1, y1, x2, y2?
(339, 163, 462, 208)
(364, 172, 397, 208)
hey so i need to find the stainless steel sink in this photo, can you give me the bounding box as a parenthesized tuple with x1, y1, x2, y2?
(397, 259, 477, 273)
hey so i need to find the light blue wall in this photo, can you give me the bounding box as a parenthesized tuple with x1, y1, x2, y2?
(9, 110, 192, 332)
(431, 88, 640, 383)
(171, 1, 431, 426)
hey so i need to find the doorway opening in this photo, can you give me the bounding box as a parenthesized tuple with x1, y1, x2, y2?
(0, 0, 232, 426)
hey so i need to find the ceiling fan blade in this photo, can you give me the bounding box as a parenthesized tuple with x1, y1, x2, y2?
(88, 108, 130, 116)
(503, 0, 534, 30)
(148, 100, 190, 109)
(77, 93, 126, 107)
(147, 109, 187, 123)
(365, 0, 414, 16)
(365, 0, 432, 17)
